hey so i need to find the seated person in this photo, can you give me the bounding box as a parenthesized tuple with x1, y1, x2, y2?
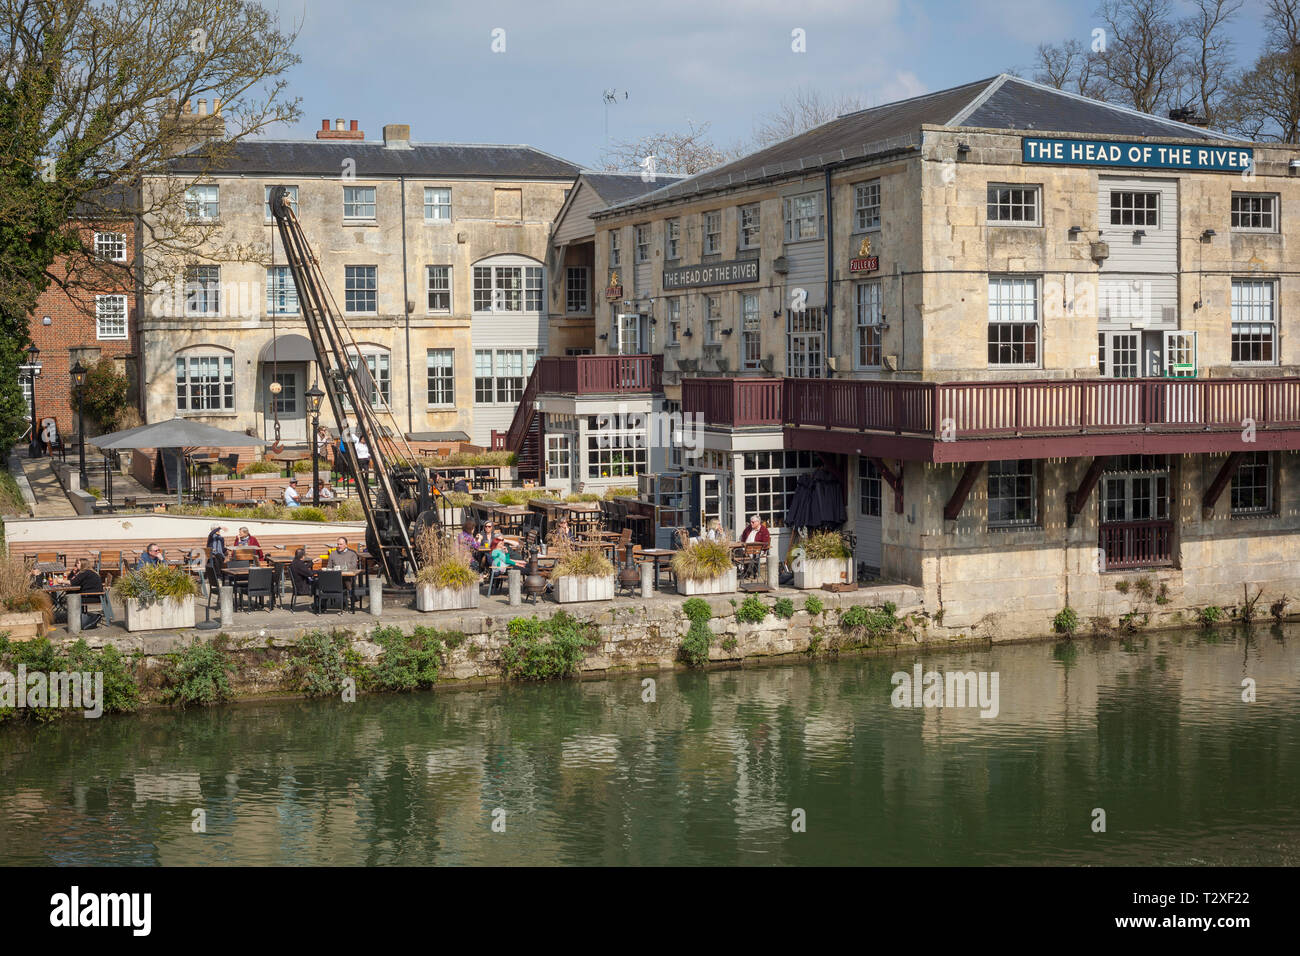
(453, 477, 470, 494)
(68, 558, 105, 629)
(457, 520, 480, 565)
(476, 521, 496, 551)
(316, 480, 335, 502)
(740, 514, 771, 545)
(488, 536, 518, 570)
(283, 478, 301, 508)
(552, 518, 576, 545)
(703, 518, 726, 542)
(323, 536, 359, 570)
(289, 546, 316, 593)
(233, 526, 264, 562)
(136, 542, 165, 568)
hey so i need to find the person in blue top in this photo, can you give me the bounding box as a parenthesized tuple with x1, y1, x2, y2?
(136, 542, 165, 568)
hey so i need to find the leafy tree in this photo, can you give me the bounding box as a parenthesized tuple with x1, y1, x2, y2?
(69, 357, 127, 433)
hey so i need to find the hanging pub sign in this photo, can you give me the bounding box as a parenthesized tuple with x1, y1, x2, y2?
(662, 257, 760, 290)
(1022, 136, 1253, 173)
(849, 236, 879, 273)
(605, 270, 624, 300)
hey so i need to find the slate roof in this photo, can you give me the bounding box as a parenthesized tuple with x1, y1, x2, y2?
(601, 74, 1245, 214)
(583, 171, 686, 204)
(170, 140, 581, 179)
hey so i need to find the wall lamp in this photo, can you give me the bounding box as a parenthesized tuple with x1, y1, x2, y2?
(682, 329, 693, 337)
(1133, 229, 1146, 239)
(721, 327, 733, 336)
(1201, 228, 1216, 242)
(1068, 225, 1083, 239)
(598, 333, 608, 340)
(956, 143, 971, 156)
(1290, 159, 1300, 174)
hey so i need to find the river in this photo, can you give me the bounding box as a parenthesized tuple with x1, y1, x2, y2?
(1, 627, 1297, 865)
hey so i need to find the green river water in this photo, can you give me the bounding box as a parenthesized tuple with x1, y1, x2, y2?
(1, 627, 1297, 865)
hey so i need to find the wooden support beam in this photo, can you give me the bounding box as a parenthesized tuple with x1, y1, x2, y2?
(943, 461, 983, 521)
(1202, 451, 1246, 517)
(871, 457, 904, 514)
(1066, 456, 1110, 527)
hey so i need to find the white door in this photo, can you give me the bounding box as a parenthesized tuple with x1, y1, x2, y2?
(1101, 332, 1141, 378)
(618, 313, 641, 355)
(854, 458, 883, 574)
(699, 472, 729, 535)
(264, 365, 306, 442)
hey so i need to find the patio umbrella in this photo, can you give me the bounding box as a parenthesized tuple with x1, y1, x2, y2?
(93, 418, 269, 505)
(783, 472, 816, 529)
(784, 467, 846, 530)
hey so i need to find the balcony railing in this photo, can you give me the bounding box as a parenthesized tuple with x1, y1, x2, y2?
(682, 376, 1300, 436)
(536, 354, 663, 395)
(1100, 520, 1174, 570)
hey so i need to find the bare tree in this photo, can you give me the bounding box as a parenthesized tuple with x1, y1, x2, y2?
(1094, 0, 1189, 114)
(1175, 0, 1243, 127)
(600, 118, 729, 176)
(1034, 39, 1108, 98)
(748, 88, 867, 149)
(1224, 0, 1300, 141)
(0, 0, 300, 447)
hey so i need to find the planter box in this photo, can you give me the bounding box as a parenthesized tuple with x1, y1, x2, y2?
(554, 574, 615, 604)
(415, 583, 480, 612)
(678, 568, 737, 596)
(122, 596, 196, 632)
(792, 557, 852, 590)
(0, 611, 46, 642)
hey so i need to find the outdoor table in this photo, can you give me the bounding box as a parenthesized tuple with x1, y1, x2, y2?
(573, 539, 618, 563)
(637, 548, 676, 590)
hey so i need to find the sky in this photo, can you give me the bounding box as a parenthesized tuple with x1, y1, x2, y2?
(262, 0, 1272, 168)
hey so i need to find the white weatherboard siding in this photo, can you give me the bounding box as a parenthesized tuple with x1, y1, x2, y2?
(1097, 177, 1179, 330)
(783, 243, 827, 308)
(553, 182, 604, 245)
(470, 253, 548, 447)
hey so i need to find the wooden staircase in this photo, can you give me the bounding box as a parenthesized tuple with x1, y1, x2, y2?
(504, 363, 543, 480)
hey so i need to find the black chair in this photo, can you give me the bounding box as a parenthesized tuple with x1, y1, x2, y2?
(241, 568, 275, 611)
(313, 569, 347, 614)
(288, 567, 315, 612)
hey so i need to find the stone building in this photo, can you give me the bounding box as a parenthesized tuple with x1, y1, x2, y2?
(140, 118, 579, 448)
(509, 74, 1300, 635)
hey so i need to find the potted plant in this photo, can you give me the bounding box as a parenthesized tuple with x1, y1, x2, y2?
(671, 539, 737, 595)
(549, 543, 615, 604)
(0, 557, 53, 642)
(789, 531, 853, 589)
(113, 564, 200, 632)
(413, 528, 480, 612)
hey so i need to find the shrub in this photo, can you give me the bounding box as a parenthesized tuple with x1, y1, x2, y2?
(292, 459, 315, 473)
(839, 602, 899, 640)
(1198, 605, 1223, 626)
(371, 625, 447, 691)
(113, 564, 200, 607)
(414, 527, 477, 590)
(682, 598, 712, 625)
(289, 630, 354, 698)
(803, 595, 824, 616)
(161, 640, 234, 707)
(500, 612, 596, 680)
(0, 637, 138, 721)
(679, 598, 714, 668)
(720, 636, 738, 652)
(441, 491, 472, 507)
(1053, 606, 1079, 635)
(790, 530, 851, 561)
(240, 460, 281, 475)
(1271, 595, 1291, 622)
(735, 595, 769, 624)
(772, 597, 795, 619)
(671, 539, 733, 582)
(603, 486, 639, 499)
(70, 358, 129, 432)
(333, 499, 364, 521)
(550, 542, 614, 580)
(290, 506, 328, 522)
(1114, 579, 1131, 595)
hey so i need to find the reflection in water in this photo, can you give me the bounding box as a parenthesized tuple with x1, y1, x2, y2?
(1, 627, 1297, 866)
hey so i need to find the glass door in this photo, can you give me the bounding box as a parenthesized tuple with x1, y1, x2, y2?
(1100, 332, 1140, 378)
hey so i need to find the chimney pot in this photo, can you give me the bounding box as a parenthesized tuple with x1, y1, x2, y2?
(183, 99, 192, 114)
(197, 98, 207, 116)
(350, 120, 358, 131)
(213, 97, 221, 115)
(383, 124, 412, 148)
(336, 118, 345, 131)
(321, 119, 330, 131)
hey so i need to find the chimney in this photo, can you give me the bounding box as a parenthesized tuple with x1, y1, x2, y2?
(316, 118, 365, 140)
(161, 96, 226, 155)
(197, 98, 207, 116)
(383, 123, 411, 149)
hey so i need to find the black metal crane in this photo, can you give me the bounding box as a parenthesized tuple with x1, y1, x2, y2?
(268, 185, 435, 586)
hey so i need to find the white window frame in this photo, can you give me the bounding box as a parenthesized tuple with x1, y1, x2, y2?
(566, 266, 590, 314)
(95, 294, 127, 340)
(855, 281, 883, 369)
(634, 224, 651, 263)
(473, 261, 543, 313)
(859, 457, 881, 518)
(741, 293, 761, 369)
(546, 433, 571, 481)
(263, 185, 298, 221)
(343, 185, 376, 220)
(1109, 190, 1159, 227)
(854, 180, 881, 232)
(176, 353, 234, 411)
(94, 231, 126, 262)
(738, 203, 761, 250)
(609, 229, 621, 267)
(473, 348, 538, 405)
(741, 450, 818, 529)
(703, 211, 722, 255)
(1231, 278, 1277, 365)
(185, 265, 221, 315)
(266, 265, 299, 316)
(705, 294, 722, 344)
(426, 265, 451, 313)
(1230, 451, 1274, 516)
(986, 184, 1041, 225)
(346, 349, 391, 407)
(783, 191, 824, 242)
(665, 218, 680, 259)
(1231, 193, 1278, 233)
(185, 184, 219, 221)
(424, 186, 452, 221)
(786, 308, 825, 378)
(988, 459, 1038, 529)
(987, 276, 1040, 368)
(585, 413, 647, 480)
(344, 265, 378, 314)
(667, 296, 681, 345)
(426, 348, 455, 406)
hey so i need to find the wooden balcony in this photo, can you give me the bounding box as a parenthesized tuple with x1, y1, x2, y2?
(681, 376, 1300, 461)
(1100, 520, 1174, 570)
(536, 354, 663, 395)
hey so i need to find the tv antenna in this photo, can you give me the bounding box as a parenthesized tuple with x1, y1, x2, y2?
(603, 88, 628, 141)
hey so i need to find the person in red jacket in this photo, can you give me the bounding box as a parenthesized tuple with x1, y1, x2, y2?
(740, 514, 771, 545)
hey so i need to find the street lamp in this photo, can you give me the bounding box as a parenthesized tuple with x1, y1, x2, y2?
(306, 384, 325, 506)
(22, 344, 41, 458)
(70, 360, 88, 487)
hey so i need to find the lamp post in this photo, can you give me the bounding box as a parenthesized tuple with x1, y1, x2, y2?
(21, 344, 41, 457)
(306, 384, 324, 506)
(70, 360, 88, 488)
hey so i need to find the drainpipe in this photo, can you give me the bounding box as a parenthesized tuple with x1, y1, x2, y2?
(824, 167, 834, 377)
(400, 175, 413, 434)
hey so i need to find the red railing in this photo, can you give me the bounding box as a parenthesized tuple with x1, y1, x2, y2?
(1100, 520, 1174, 570)
(536, 354, 663, 395)
(681, 378, 784, 426)
(682, 376, 1300, 436)
(504, 363, 542, 454)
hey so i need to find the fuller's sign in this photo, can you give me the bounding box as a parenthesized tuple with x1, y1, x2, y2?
(1023, 136, 1253, 173)
(662, 258, 759, 290)
(850, 236, 879, 273)
(605, 270, 624, 300)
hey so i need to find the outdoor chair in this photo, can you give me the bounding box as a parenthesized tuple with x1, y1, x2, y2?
(248, 486, 267, 502)
(288, 569, 315, 612)
(227, 558, 252, 570)
(95, 550, 122, 576)
(239, 568, 275, 611)
(219, 453, 238, 471)
(313, 569, 348, 614)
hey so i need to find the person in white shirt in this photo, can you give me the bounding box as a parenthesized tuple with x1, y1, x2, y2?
(354, 435, 371, 483)
(283, 478, 301, 508)
(316, 480, 335, 502)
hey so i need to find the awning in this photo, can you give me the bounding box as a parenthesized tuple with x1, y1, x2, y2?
(406, 431, 470, 443)
(258, 333, 316, 364)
